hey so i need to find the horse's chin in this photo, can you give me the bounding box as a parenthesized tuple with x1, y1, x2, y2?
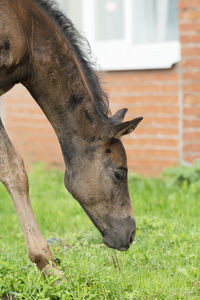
(103, 236, 131, 251)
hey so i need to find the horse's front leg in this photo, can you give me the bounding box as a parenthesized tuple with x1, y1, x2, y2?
(0, 119, 63, 278)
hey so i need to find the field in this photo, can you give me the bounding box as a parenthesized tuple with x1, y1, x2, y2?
(0, 163, 199, 299)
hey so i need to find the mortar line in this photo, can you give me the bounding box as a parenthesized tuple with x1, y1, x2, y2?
(178, 63, 184, 165)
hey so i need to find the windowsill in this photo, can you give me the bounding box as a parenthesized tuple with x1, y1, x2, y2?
(90, 40, 181, 71)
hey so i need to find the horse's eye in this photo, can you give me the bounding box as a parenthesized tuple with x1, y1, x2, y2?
(114, 170, 127, 180)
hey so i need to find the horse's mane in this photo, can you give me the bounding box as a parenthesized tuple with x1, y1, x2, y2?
(31, 0, 110, 118)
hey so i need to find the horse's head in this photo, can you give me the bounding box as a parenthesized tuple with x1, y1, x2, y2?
(64, 109, 143, 251)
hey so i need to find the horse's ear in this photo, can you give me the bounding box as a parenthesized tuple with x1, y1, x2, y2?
(110, 108, 128, 123)
(110, 117, 143, 139)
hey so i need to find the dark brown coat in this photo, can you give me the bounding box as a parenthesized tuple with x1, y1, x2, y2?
(0, 0, 142, 276)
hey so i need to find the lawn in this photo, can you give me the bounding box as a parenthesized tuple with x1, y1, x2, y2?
(0, 163, 199, 299)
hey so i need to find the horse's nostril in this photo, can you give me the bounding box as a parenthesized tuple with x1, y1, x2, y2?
(129, 229, 136, 244)
(129, 234, 133, 244)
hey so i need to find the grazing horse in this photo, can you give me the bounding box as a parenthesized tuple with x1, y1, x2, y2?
(0, 0, 142, 276)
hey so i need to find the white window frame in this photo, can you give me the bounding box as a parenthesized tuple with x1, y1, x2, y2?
(81, 0, 180, 71)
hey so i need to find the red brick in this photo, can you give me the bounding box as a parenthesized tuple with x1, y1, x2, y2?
(127, 105, 179, 116)
(128, 166, 173, 177)
(183, 118, 200, 127)
(180, 34, 200, 44)
(182, 70, 200, 80)
(179, 0, 200, 9)
(127, 158, 178, 168)
(124, 137, 179, 147)
(183, 154, 200, 163)
(181, 46, 200, 59)
(121, 113, 179, 127)
(5, 115, 48, 126)
(6, 124, 55, 136)
(184, 107, 200, 116)
(135, 127, 179, 136)
(110, 95, 178, 106)
(183, 143, 200, 152)
(183, 83, 200, 92)
(142, 116, 179, 127)
(181, 58, 200, 68)
(183, 131, 200, 140)
(180, 23, 200, 32)
(182, 47, 200, 57)
(107, 83, 178, 94)
(127, 148, 179, 158)
(4, 84, 32, 102)
(103, 70, 178, 84)
(184, 95, 200, 105)
(179, 10, 200, 21)
(6, 105, 42, 115)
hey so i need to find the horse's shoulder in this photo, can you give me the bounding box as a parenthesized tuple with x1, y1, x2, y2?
(0, 7, 26, 68)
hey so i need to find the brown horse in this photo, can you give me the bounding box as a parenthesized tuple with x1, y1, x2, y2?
(0, 0, 142, 277)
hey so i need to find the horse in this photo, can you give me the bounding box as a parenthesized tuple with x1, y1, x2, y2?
(0, 0, 143, 277)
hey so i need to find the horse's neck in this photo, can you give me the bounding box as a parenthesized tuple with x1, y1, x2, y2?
(26, 50, 99, 133)
(23, 22, 103, 164)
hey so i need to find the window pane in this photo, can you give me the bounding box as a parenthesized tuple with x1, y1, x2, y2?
(94, 0, 125, 41)
(56, 0, 83, 31)
(132, 0, 178, 44)
(166, 0, 179, 41)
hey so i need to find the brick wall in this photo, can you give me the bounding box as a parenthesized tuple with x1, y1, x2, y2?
(179, 0, 200, 164)
(4, 86, 63, 169)
(103, 69, 180, 176)
(2, 0, 200, 176)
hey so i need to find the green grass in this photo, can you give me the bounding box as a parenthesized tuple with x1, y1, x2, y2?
(0, 163, 199, 299)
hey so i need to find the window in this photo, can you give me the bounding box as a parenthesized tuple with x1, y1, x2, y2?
(57, 0, 180, 70)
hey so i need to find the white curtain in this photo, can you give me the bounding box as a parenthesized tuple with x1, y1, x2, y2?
(94, 0, 125, 41)
(56, 0, 83, 30)
(132, 0, 178, 44)
(56, 0, 178, 44)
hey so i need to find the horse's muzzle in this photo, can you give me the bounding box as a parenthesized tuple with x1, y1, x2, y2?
(102, 216, 136, 251)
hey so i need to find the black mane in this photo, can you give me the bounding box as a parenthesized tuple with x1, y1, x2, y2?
(32, 0, 110, 118)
